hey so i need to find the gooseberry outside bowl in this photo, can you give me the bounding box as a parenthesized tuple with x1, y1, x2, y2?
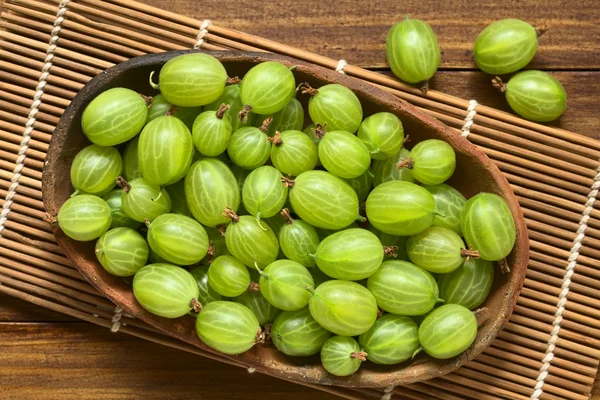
(42, 50, 529, 388)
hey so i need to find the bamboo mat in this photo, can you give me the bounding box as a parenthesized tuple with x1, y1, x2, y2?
(1, 1, 600, 399)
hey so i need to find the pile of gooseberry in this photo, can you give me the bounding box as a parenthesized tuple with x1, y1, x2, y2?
(58, 52, 517, 377)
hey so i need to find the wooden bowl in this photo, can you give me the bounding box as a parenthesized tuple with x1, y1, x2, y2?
(42, 50, 529, 388)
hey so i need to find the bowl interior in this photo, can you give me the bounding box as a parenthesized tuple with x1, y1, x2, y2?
(42, 50, 528, 388)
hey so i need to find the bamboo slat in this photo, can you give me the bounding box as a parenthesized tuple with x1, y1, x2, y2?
(0, 1, 599, 399)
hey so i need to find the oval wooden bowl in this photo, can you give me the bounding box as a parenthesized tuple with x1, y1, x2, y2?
(42, 50, 529, 388)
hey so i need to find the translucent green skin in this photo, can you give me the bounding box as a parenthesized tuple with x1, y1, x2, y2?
(193, 151, 230, 164)
(368, 225, 409, 260)
(138, 116, 194, 185)
(260, 98, 304, 136)
(315, 228, 384, 280)
(319, 130, 371, 179)
(366, 181, 435, 236)
(264, 214, 286, 236)
(195, 301, 260, 355)
(70, 144, 122, 196)
(308, 84, 363, 133)
(95, 227, 148, 276)
(279, 219, 320, 268)
(406, 227, 465, 274)
(408, 139, 456, 185)
(302, 124, 322, 166)
(189, 266, 223, 305)
(439, 258, 494, 310)
(58, 195, 112, 241)
(185, 159, 240, 227)
(133, 263, 199, 318)
(242, 166, 288, 219)
(102, 189, 142, 230)
(225, 216, 279, 269)
(164, 179, 193, 218)
(309, 280, 378, 336)
(81, 88, 147, 146)
(227, 127, 271, 170)
(343, 171, 373, 203)
(320, 336, 363, 377)
(207, 255, 251, 297)
(192, 110, 232, 157)
(505, 71, 567, 122)
(205, 85, 256, 131)
(290, 170, 359, 230)
(270, 130, 319, 176)
(357, 112, 404, 160)
(474, 19, 537, 75)
(147, 93, 202, 130)
(424, 184, 466, 235)
(272, 307, 331, 356)
(239, 62, 295, 114)
(260, 260, 314, 311)
(234, 290, 280, 326)
(121, 177, 171, 222)
(122, 137, 141, 181)
(147, 213, 209, 265)
(386, 19, 440, 84)
(419, 304, 477, 359)
(159, 53, 227, 107)
(367, 260, 440, 315)
(461, 193, 516, 261)
(148, 249, 170, 264)
(372, 147, 415, 187)
(359, 314, 419, 365)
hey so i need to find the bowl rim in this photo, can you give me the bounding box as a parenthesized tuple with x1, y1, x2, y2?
(42, 49, 529, 388)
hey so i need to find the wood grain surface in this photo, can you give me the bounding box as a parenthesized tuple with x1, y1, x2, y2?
(2, 0, 599, 399)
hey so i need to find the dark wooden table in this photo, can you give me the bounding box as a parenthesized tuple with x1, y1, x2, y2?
(1, 0, 599, 398)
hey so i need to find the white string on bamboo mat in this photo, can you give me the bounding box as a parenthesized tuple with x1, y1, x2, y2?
(335, 59, 348, 74)
(0, 0, 71, 239)
(530, 164, 600, 400)
(461, 99, 478, 138)
(194, 19, 212, 49)
(380, 385, 395, 400)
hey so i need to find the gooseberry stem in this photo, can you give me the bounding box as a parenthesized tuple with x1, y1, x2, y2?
(268, 131, 283, 146)
(492, 76, 507, 93)
(296, 82, 319, 96)
(190, 298, 202, 313)
(383, 245, 399, 257)
(222, 206, 240, 223)
(139, 93, 153, 107)
(366, 169, 375, 179)
(280, 208, 294, 224)
(355, 214, 367, 223)
(215, 103, 230, 119)
(411, 346, 423, 359)
(144, 218, 150, 227)
(44, 213, 57, 225)
(70, 190, 80, 198)
(350, 351, 368, 361)
(226, 76, 241, 85)
(535, 25, 549, 38)
(498, 258, 511, 274)
(238, 104, 253, 123)
(403, 134, 411, 144)
(307, 253, 317, 259)
(254, 261, 268, 279)
(396, 157, 414, 170)
(280, 175, 295, 188)
(248, 281, 260, 292)
(312, 123, 327, 139)
(149, 71, 159, 90)
(254, 327, 266, 345)
(376, 308, 384, 318)
(288, 66, 297, 71)
(152, 191, 163, 202)
(436, 297, 445, 303)
(259, 116, 273, 133)
(419, 80, 429, 95)
(305, 285, 315, 295)
(165, 105, 178, 116)
(256, 213, 269, 231)
(116, 176, 131, 193)
(207, 240, 215, 263)
(460, 246, 480, 261)
(217, 225, 227, 237)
